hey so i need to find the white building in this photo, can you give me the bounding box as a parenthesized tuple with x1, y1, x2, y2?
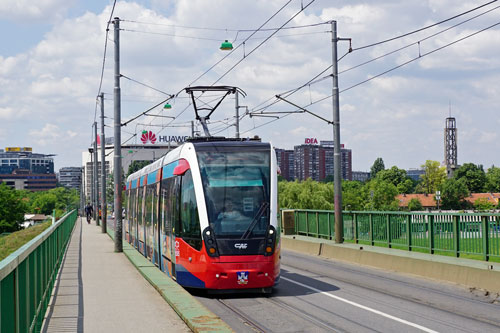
(81, 135, 184, 200)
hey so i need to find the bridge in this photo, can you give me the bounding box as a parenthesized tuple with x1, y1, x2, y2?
(1, 210, 499, 332)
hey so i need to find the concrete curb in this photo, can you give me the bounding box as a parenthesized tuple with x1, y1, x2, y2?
(282, 235, 500, 293)
(106, 228, 233, 333)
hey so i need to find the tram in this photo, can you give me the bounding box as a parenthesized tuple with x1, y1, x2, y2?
(124, 138, 280, 292)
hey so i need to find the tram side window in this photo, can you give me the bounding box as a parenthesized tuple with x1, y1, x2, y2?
(145, 184, 154, 227)
(160, 177, 178, 236)
(160, 180, 168, 236)
(129, 190, 135, 220)
(179, 170, 201, 250)
(137, 187, 144, 227)
(152, 183, 158, 227)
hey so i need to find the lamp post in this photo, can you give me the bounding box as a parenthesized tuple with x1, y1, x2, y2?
(113, 17, 123, 252)
(88, 147, 94, 219)
(100, 93, 107, 233)
(93, 122, 100, 226)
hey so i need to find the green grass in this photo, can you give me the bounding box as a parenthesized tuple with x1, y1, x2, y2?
(0, 222, 51, 261)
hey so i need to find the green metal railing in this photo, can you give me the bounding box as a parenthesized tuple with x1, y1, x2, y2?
(0, 210, 77, 333)
(290, 210, 500, 261)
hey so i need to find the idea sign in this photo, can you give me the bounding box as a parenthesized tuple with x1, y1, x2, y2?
(304, 138, 318, 144)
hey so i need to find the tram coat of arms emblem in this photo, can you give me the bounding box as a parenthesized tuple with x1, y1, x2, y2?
(237, 271, 249, 285)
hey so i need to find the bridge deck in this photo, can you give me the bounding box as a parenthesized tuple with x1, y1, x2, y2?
(42, 217, 190, 332)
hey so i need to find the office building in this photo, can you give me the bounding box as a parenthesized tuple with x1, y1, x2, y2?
(0, 147, 57, 191)
(352, 171, 370, 182)
(275, 149, 295, 181)
(275, 139, 352, 182)
(82, 135, 184, 200)
(406, 168, 425, 181)
(59, 167, 83, 191)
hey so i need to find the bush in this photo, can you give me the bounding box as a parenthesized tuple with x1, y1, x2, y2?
(408, 198, 423, 211)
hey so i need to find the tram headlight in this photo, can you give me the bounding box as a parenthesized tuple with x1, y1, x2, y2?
(203, 227, 219, 257)
(264, 225, 277, 256)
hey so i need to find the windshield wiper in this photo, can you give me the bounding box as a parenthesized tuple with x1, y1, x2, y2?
(241, 202, 269, 239)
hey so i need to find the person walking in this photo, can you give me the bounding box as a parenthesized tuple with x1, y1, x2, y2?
(85, 203, 93, 224)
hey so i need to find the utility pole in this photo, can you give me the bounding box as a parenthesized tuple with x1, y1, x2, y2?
(80, 168, 84, 216)
(100, 93, 107, 233)
(113, 17, 123, 252)
(331, 21, 343, 243)
(93, 122, 100, 226)
(89, 149, 94, 215)
(191, 121, 195, 137)
(235, 91, 240, 139)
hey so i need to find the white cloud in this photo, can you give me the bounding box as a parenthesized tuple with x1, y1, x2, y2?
(29, 123, 61, 146)
(0, 0, 76, 22)
(0, 0, 499, 171)
(0, 107, 20, 119)
(478, 131, 497, 144)
(290, 126, 309, 136)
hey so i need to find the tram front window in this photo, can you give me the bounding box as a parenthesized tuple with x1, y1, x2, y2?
(197, 148, 270, 239)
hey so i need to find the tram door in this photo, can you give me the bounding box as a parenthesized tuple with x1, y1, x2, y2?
(159, 174, 178, 278)
(137, 184, 146, 255)
(152, 181, 160, 266)
(170, 176, 180, 279)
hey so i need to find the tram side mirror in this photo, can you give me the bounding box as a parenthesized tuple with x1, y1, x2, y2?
(173, 159, 190, 176)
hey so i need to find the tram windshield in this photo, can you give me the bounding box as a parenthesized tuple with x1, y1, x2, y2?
(197, 147, 270, 239)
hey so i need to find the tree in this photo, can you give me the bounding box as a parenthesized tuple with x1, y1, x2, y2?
(397, 179, 414, 194)
(376, 166, 414, 193)
(322, 174, 334, 183)
(278, 179, 334, 210)
(485, 166, 500, 192)
(127, 160, 152, 177)
(473, 198, 495, 211)
(106, 170, 126, 207)
(31, 193, 58, 215)
(365, 179, 399, 211)
(418, 160, 446, 194)
(370, 158, 385, 179)
(342, 181, 367, 211)
(46, 187, 79, 212)
(376, 166, 406, 185)
(454, 163, 487, 193)
(0, 183, 28, 233)
(440, 178, 469, 210)
(407, 198, 423, 211)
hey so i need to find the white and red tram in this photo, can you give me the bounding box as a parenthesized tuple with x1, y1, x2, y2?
(124, 138, 280, 292)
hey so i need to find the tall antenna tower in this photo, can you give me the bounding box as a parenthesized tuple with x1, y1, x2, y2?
(444, 104, 457, 178)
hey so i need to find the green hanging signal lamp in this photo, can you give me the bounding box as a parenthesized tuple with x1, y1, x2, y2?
(220, 39, 233, 50)
(163, 102, 172, 109)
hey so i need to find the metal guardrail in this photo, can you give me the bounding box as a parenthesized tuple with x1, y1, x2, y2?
(0, 210, 77, 333)
(287, 210, 500, 261)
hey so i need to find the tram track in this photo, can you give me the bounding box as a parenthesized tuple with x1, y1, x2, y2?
(216, 298, 269, 333)
(282, 250, 500, 330)
(195, 251, 499, 332)
(215, 295, 345, 333)
(264, 297, 343, 332)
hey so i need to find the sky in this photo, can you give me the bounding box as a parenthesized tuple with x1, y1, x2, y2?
(1, 0, 499, 173)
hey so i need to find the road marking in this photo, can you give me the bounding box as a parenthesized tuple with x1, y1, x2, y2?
(281, 276, 439, 333)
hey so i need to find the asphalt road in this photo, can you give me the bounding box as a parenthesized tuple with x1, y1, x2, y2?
(194, 249, 500, 333)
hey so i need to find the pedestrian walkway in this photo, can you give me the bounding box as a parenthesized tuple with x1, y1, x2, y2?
(42, 218, 190, 332)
